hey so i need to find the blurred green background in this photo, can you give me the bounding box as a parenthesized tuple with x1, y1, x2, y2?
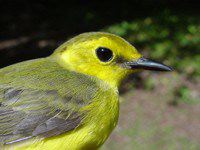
(0, 0, 199, 149)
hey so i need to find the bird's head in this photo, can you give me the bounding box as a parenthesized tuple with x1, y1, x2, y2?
(52, 32, 172, 88)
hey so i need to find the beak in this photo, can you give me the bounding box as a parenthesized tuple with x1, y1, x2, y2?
(123, 57, 173, 71)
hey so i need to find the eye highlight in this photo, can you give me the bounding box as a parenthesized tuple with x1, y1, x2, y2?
(96, 47, 113, 62)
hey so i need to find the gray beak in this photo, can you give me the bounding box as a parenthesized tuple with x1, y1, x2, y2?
(123, 57, 173, 71)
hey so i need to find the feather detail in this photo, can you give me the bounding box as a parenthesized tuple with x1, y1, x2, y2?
(0, 58, 99, 145)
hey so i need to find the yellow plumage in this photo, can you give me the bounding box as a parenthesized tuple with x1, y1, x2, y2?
(0, 32, 171, 150)
(8, 86, 118, 150)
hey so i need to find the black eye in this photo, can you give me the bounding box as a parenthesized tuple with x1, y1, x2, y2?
(96, 47, 113, 62)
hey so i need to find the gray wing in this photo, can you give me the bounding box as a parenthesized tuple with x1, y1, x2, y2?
(0, 58, 99, 145)
(0, 87, 84, 145)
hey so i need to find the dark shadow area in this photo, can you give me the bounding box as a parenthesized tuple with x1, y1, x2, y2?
(0, 0, 199, 68)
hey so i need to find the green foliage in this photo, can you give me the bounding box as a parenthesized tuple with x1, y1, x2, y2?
(104, 10, 200, 78)
(172, 85, 199, 105)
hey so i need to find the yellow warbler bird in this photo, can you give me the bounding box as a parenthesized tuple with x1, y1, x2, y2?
(0, 32, 172, 150)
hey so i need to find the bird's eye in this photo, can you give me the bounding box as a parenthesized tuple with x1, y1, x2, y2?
(96, 47, 113, 62)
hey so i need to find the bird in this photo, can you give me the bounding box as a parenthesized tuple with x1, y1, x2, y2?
(0, 32, 172, 150)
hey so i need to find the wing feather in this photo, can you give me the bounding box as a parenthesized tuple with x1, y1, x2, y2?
(0, 58, 99, 145)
